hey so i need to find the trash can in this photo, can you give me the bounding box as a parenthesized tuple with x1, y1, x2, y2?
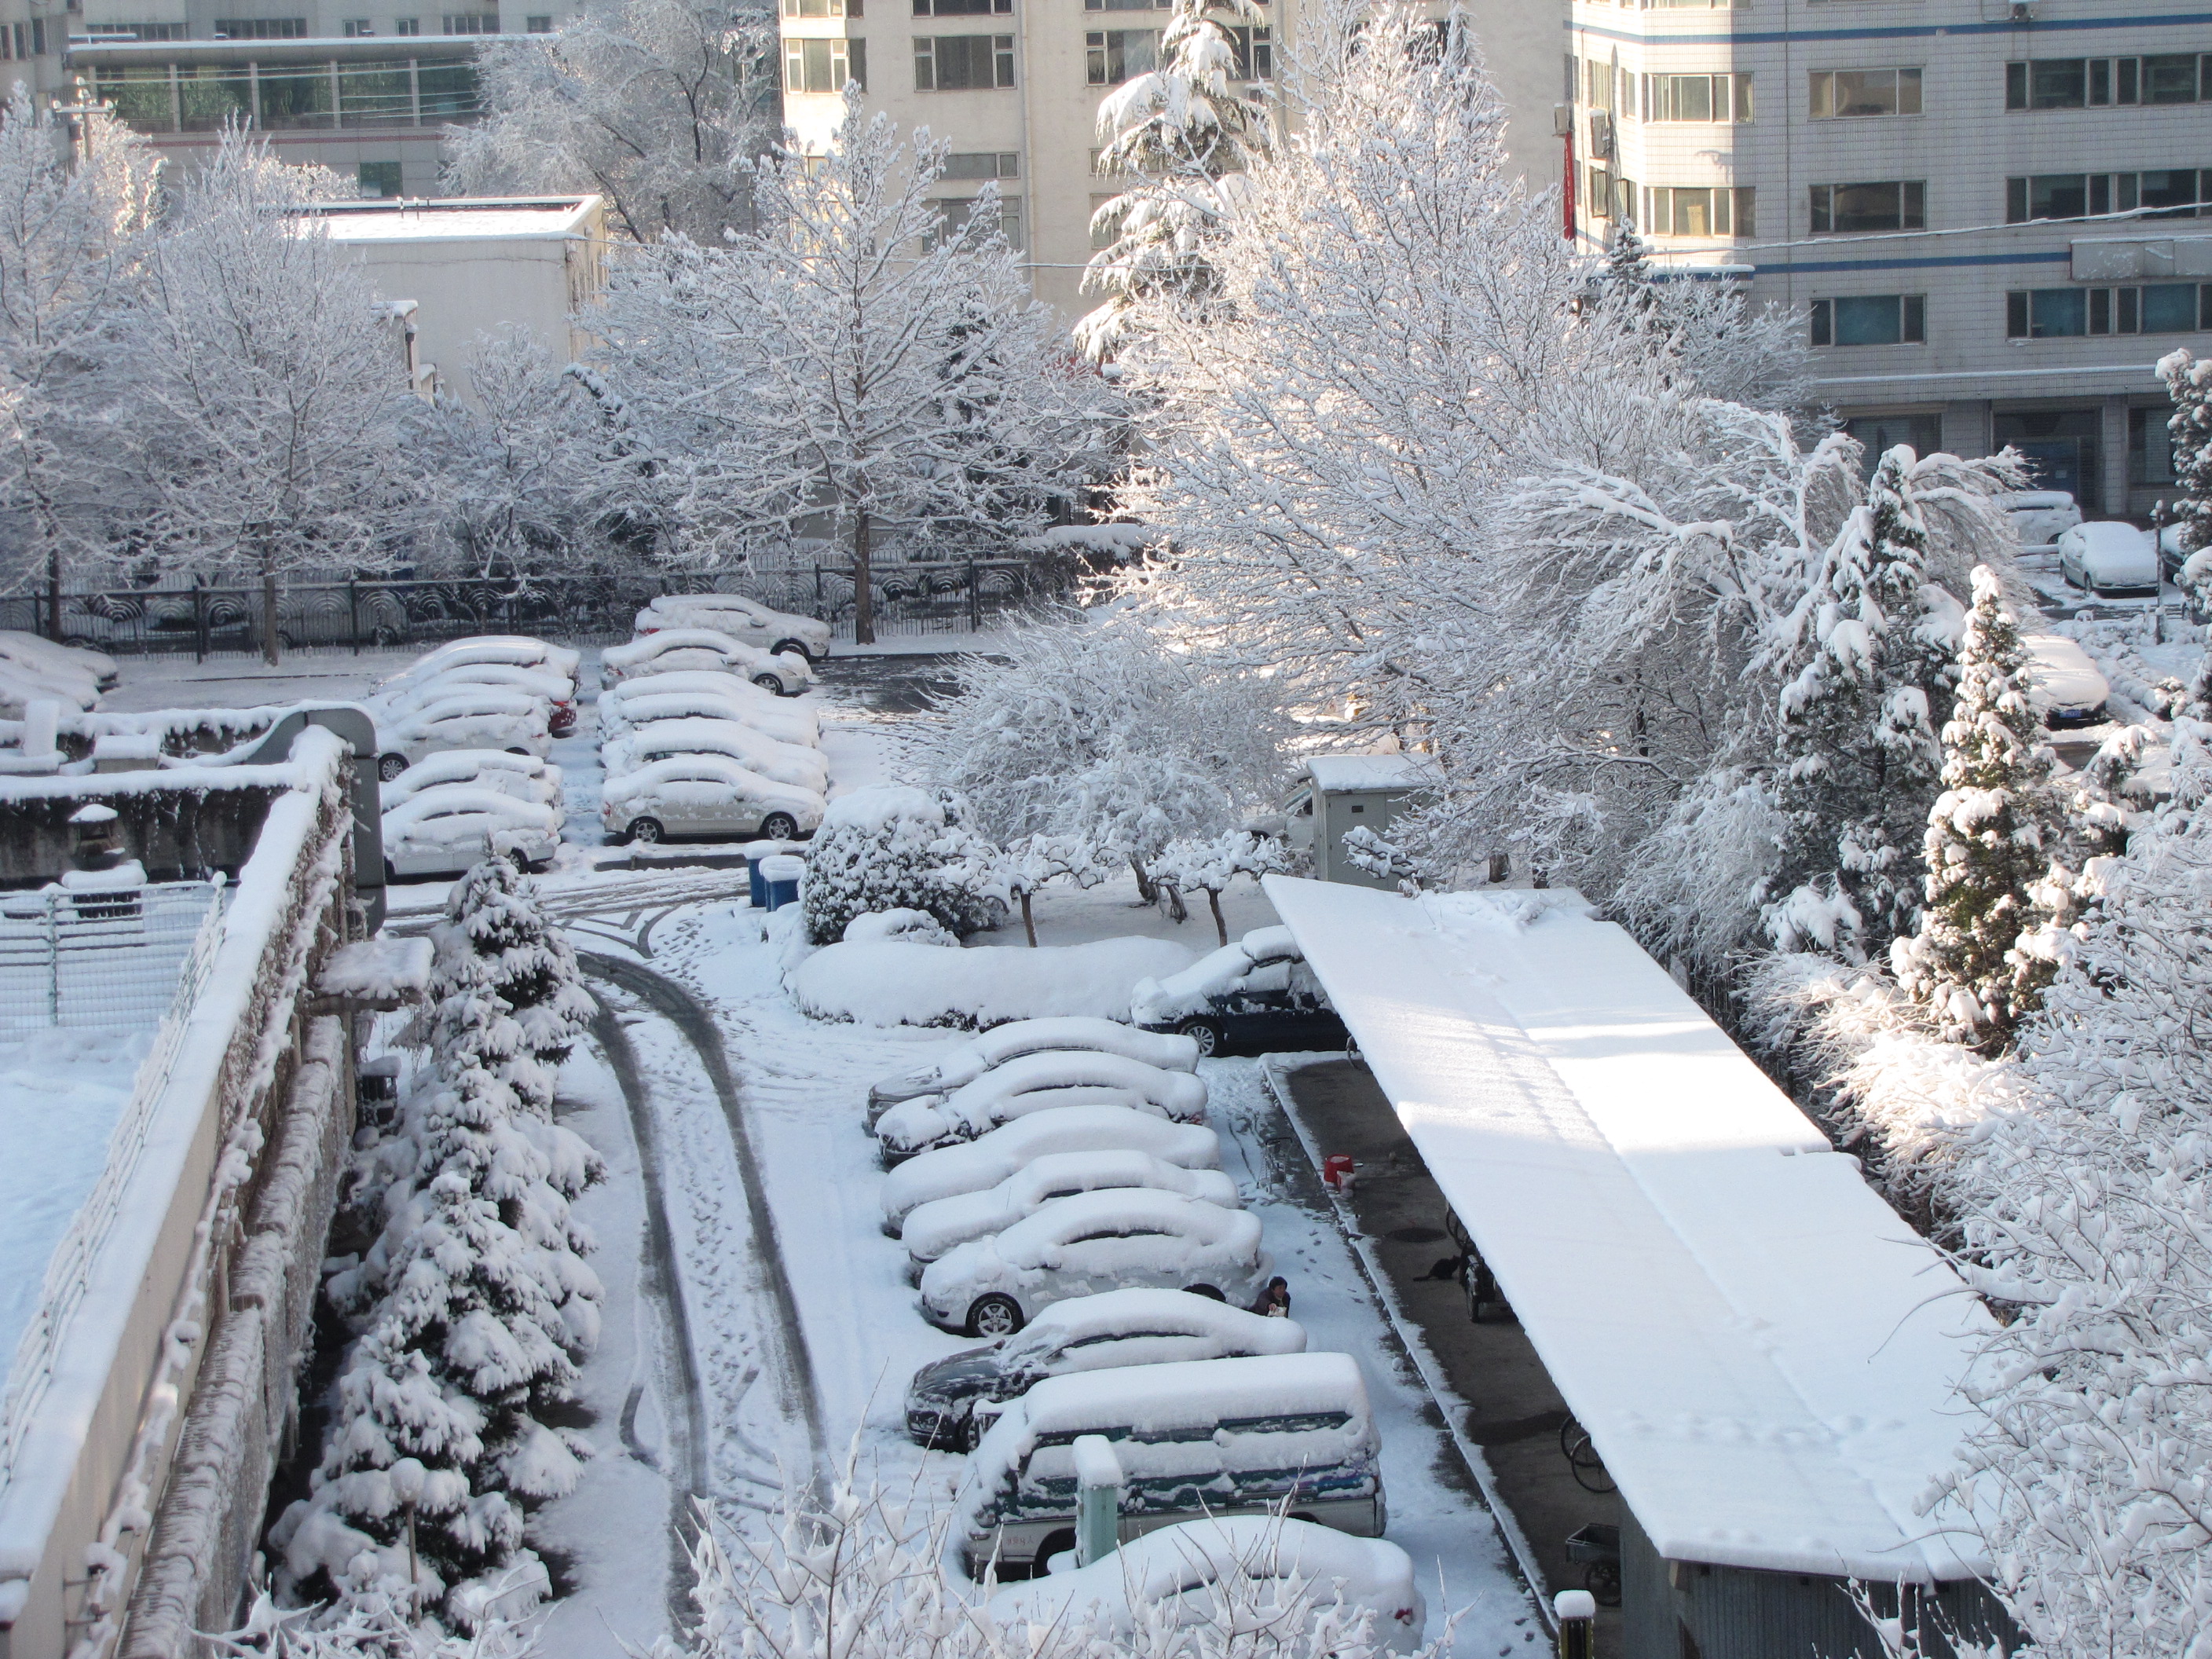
(761, 854, 806, 913)
(746, 847, 773, 909)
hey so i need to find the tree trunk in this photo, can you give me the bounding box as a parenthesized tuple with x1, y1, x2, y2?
(261, 557, 281, 666)
(1159, 881, 1187, 925)
(1129, 853, 1155, 904)
(1020, 890, 1036, 947)
(1207, 888, 1227, 947)
(46, 548, 60, 642)
(852, 508, 875, 646)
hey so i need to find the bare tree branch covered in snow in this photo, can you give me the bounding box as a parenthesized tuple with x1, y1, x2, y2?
(442, 0, 780, 246)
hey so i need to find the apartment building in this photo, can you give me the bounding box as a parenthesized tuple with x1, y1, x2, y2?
(779, 0, 1561, 323)
(1568, 0, 2212, 519)
(64, 0, 578, 197)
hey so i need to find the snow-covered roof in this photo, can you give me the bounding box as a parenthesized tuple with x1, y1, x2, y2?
(1302, 755, 1439, 793)
(1261, 876, 1997, 1583)
(298, 197, 601, 245)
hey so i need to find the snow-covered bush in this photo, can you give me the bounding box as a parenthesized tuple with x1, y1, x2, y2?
(844, 907, 959, 948)
(800, 786, 1006, 946)
(1155, 829, 1287, 944)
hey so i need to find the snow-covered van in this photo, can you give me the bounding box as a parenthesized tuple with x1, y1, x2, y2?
(957, 1352, 1384, 1579)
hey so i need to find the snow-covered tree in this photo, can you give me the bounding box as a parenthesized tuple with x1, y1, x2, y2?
(589, 94, 1122, 641)
(1076, 0, 1271, 361)
(800, 786, 1006, 946)
(0, 91, 158, 617)
(1580, 223, 1814, 416)
(2159, 347, 2211, 569)
(1001, 832, 1102, 947)
(1155, 827, 1285, 944)
(1891, 566, 2062, 1044)
(443, 0, 778, 246)
(122, 132, 413, 661)
(913, 613, 1291, 898)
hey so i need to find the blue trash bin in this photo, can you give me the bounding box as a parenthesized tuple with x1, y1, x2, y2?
(746, 847, 773, 909)
(761, 854, 805, 913)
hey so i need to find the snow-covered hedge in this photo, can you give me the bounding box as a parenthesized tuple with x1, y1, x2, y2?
(790, 936, 1195, 1028)
(800, 786, 1005, 946)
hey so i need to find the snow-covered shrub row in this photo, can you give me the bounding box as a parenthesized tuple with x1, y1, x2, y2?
(269, 859, 603, 1629)
(790, 936, 1195, 1030)
(800, 786, 1006, 946)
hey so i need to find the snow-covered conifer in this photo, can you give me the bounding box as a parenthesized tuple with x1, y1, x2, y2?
(800, 786, 1005, 946)
(1892, 565, 2060, 1042)
(423, 856, 595, 1115)
(2159, 347, 2211, 571)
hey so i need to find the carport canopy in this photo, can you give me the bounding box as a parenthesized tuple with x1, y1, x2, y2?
(1262, 876, 1996, 1584)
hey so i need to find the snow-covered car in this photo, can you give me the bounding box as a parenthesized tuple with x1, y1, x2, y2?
(381, 749, 565, 811)
(383, 636, 581, 698)
(599, 753, 824, 844)
(903, 1287, 1306, 1450)
(1131, 925, 1346, 1059)
(903, 1149, 1242, 1266)
(882, 1106, 1223, 1231)
(869, 1018, 1199, 1115)
(598, 675, 821, 748)
(1998, 489, 2082, 554)
(372, 662, 578, 738)
(381, 787, 562, 878)
(635, 592, 832, 661)
(875, 1051, 1210, 1159)
(601, 716, 830, 794)
(2158, 522, 2206, 584)
(601, 628, 813, 696)
(957, 1354, 1383, 1577)
(0, 657, 99, 716)
(374, 690, 552, 779)
(2021, 633, 2112, 728)
(0, 631, 114, 696)
(987, 1517, 1424, 1654)
(917, 1188, 1267, 1336)
(2057, 522, 2159, 598)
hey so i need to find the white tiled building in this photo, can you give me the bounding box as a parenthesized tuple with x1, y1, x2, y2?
(778, 0, 1563, 324)
(1568, 0, 2212, 519)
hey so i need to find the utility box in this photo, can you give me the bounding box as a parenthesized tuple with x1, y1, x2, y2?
(1284, 755, 1438, 888)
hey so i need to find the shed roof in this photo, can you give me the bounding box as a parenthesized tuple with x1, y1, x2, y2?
(1262, 876, 1995, 1583)
(1302, 754, 1438, 793)
(298, 196, 600, 244)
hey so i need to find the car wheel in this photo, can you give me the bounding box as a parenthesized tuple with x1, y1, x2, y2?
(1178, 1016, 1225, 1058)
(1033, 1529, 1078, 1580)
(760, 811, 798, 841)
(753, 671, 789, 696)
(771, 637, 810, 661)
(630, 817, 665, 844)
(966, 1294, 1023, 1339)
(1184, 1283, 1225, 1302)
(506, 746, 531, 756)
(377, 753, 408, 782)
(383, 859, 397, 883)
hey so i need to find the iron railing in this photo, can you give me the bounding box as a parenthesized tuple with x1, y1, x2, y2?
(0, 879, 229, 1039)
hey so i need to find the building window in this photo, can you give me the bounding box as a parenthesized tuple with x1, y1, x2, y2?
(931, 194, 1022, 251)
(1090, 192, 1122, 249)
(1225, 24, 1269, 81)
(915, 33, 1009, 89)
(786, 35, 862, 91)
(2007, 170, 2207, 222)
(2009, 55, 2207, 110)
(784, 0, 859, 13)
(1808, 67, 1919, 119)
(1643, 184, 1753, 237)
(442, 12, 498, 31)
(1810, 295, 1925, 346)
(2005, 284, 2210, 338)
(84, 21, 189, 38)
(1586, 167, 1636, 223)
(1084, 29, 1155, 86)
(1085, 0, 1166, 11)
(213, 16, 306, 35)
(394, 16, 420, 31)
(915, 0, 1008, 15)
(359, 160, 404, 196)
(343, 17, 375, 32)
(943, 151, 1017, 178)
(1641, 71, 1749, 123)
(1844, 415, 1943, 475)
(2131, 407, 2179, 485)
(525, 13, 551, 27)
(28, 16, 44, 51)
(1809, 180, 1925, 234)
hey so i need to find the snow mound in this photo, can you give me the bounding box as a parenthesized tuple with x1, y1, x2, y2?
(789, 936, 1196, 1029)
(843, 908, 958, 947)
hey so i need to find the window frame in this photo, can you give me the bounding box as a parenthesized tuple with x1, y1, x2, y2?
(1807, 66, 1921, 120)
(1808, 293, 1927, 348)
(916, 31, 1013, 90)
(1807, 179, 1925, 235)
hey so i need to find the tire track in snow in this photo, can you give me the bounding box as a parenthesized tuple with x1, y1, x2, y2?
(580, 951, 831, 1489)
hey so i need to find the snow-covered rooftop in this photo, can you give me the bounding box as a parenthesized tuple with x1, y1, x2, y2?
(298, 197, 599, 244)
(1302, 754, 1439, 793)
(1262, 876, 1996, 1583)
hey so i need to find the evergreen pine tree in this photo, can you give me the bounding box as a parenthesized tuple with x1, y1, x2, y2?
(1763, 446, 1959, 958)
(1892, 565, 2060, 1044)
(423, 857, 595, 1116)
(2155, 350, 2212, 714)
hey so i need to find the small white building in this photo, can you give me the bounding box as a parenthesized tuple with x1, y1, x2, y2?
(298, 194, 609, 405)
(1283, 754, 1438, 888)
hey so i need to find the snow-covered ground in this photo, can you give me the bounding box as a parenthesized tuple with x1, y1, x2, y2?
(0, 1028, 149, 1363)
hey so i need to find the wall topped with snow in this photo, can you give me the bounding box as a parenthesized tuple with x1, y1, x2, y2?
(1263, 876, 1998, 1584)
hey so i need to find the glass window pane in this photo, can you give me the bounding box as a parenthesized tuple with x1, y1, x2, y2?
(339, 60, 413, 125)
(1898, 67, 1921, 115)
(2029, 288, 2086, 337)
(2140, 169, 2199, 217)
(1832, 295, 1901, 346)
(2029, 174, 2087, 219)
(1831, 181, 1902, 232)
(177, 64, 251, 130)
(93, 66, 173, 128)
(1831, 69, 1896, 117)
(1675, 75, 1711, 119)
(2031, 59, 2086, 108)
(2142, 283, 2197, 331)
(2141, 53, 2198, 102)
(416, 60, 478, 115)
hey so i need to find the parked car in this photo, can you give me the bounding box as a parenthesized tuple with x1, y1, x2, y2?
(381, 787, 562, 877)
(2021, 633, 2112, 728)
(600, 753, 825, 844)
(373, 662, 577, 738)
(987, 1516, 1424, 1654)
(601, 716, 830, 793)
(381, 749, 564, 811)
(882, 1106, 1223, 1232)
(875, 1052, 1210, 1159)
(2057, 522, 2159, 598)
(870, 1018, 1199, 1115)
(2158, 522, 2207, 584)
(954, 1353, 1382, 1578)
(918, 1188, 1267, 1337)
(1998, 489, 2082, 554)
(1132, 925, 1346, 1058)
(904, 1288, 1305, 1450)
(597, 675, 821, 748)
(635, 592, 833, 661)
(602, 628, 812, 695)
(374, 690, 552, 778)
(0, 631, 115, 695)
(384, 636, 581, 698)
(0, 657, 99, 717)
(903, 1149, 1242, 1267)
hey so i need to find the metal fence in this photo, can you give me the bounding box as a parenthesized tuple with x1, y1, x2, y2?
(0, 559, 1076, 659)
(0, 879, 229, 1039)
